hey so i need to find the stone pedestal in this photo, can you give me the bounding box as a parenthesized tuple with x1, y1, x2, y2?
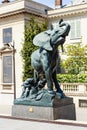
(12, 97, 76, 120)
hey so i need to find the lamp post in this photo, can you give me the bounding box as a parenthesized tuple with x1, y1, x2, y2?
(5, 41, 16, 99)
(12, 41, 16, 99)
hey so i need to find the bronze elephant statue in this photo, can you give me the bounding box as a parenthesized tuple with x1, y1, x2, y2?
(31, 19, 70, 94)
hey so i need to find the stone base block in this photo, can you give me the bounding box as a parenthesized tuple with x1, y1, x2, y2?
(12, 98, 76, 120)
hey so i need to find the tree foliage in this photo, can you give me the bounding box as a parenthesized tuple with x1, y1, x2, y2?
(62, 43, 87, 74)
(21, 17, 48, 81)
(57, 73, 87, 83)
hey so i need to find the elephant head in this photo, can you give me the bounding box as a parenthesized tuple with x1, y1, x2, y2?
(58, 20, 70, 37)
(33, 19, 70, 51)
(50, 20, 70, 51)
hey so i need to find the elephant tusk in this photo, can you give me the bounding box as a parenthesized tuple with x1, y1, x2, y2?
(61, 44, 64, 52)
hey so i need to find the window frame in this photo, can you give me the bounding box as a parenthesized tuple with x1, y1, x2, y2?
(3, 55, 12, 84)
(70, 20, 81, 40)
(3, 27, 12, 44)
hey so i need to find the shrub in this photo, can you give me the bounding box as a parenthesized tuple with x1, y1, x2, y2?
(21, 17, 48, 81)
(57, 74, 87, 83)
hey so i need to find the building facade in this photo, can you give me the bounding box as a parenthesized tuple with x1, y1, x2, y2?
(48, 0, 87, 45)
(0, 0, 50, 97)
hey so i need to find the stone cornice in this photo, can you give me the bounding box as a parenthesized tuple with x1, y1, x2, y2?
(0, 0, 49, 19)
(0, 9, 24, 19)
(0, 8, 47, 19)
(0, 47, 16, 55)
(48, 3, 87, 18)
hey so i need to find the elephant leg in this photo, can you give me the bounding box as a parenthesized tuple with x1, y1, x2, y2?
(45, 68, 53, 91)
(34, 70, 39, 83)
(41, 50, 53, 91)
(52, 70, 63, 93)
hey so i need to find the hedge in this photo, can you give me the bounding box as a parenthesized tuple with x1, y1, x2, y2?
(57, 74, 87, 83)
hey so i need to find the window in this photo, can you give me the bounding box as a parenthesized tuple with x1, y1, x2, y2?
(3, 56, 12, 83)
(3, 27, 12, 44)
(70, 20, 81, 39)
(79, 99, 87, 107)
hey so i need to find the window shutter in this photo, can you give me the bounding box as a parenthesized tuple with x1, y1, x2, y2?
(70, 21, 75, 39)
(76, 20, 81, 38)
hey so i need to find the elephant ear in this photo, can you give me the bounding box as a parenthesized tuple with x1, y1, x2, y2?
(33, 31, 53, 51)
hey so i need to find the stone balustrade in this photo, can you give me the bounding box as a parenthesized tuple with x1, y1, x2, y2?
(60, 83, 87, 96)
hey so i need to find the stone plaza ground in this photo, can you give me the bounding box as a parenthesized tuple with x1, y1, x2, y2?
(0, 116, 87, 130)
(0, 94, 87, 129)
(1, 93, 87, 121)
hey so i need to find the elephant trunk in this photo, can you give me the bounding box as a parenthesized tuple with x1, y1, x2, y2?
(61, 44, 64, 52)
(59, 22, 70, 37)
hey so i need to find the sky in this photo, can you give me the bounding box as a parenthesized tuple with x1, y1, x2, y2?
(33, 0, 71, 8)
(0, 0, 71, 7)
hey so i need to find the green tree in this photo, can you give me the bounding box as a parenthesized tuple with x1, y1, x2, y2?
(62, 43, 87, 74)
(21, 17, 48, 81)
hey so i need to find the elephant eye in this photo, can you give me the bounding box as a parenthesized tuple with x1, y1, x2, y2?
(55, 30, 58, 33)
